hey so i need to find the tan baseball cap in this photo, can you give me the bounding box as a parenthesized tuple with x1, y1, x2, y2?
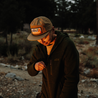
(27, 16, 53, 41)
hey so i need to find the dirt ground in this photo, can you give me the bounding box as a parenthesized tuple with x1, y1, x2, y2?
(0, 65, 98, 98)
(0, 66, 42, 98)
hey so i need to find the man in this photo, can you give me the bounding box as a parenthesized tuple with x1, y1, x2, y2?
(27, 16, 79, 98)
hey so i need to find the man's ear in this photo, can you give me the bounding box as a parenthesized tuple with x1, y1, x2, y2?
(52, 26, 55, 31)
(52, 26, 55, 34)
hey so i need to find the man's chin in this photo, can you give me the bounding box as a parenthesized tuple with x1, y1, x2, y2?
(41, 43, 48, 46)
(41, 41, 52, 46)
(42, 43, 51, 46)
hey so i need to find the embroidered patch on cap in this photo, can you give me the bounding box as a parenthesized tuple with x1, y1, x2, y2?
(31, 28, 42, 35)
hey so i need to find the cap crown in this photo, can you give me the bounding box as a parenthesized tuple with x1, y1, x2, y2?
(30, 16, 53, 33)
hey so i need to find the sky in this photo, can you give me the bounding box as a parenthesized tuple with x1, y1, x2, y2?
(55, 0, 75, 3)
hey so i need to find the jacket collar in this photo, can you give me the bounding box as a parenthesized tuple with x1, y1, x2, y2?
(48, 31, 69, 56)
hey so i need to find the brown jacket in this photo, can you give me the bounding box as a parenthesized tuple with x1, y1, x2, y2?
(27, 31, 79, 98)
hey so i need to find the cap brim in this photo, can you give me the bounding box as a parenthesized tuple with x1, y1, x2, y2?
(27, 32, 49, 41)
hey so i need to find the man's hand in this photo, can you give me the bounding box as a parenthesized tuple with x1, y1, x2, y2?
(35, 61, 46, 71)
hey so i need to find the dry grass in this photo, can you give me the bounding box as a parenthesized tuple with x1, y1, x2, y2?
(80, 46, 98, 68)
(0, 32, 97, 67)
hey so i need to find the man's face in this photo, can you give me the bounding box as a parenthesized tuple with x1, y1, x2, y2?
(37, 30, 53, 46)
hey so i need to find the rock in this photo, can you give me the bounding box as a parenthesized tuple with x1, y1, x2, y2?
(10, 66, 16, 69)
(0, 63, 6, 67)
(78, 93, 81, 97)
(34, 91, 39, 95)
(14, 65, 19, 69)
(84, 69, 90, 75)
(23, 66, 27, 71)
(81, 79, 86, 83)
(5, 65, 10, 68)
(85, 95, 90, 98)
(88, 36, 96, 40)
(96, 80, 98, 85)
(90, 78, 98, 82)
(15, 76, 24, 81)
(33, 82, 37, 84)
(5, 73, 16, 79)
(5, 73, 24, 81)
(24, 63, 27, 66)
(79, 35, 84, 39)
(22, 56, 24, 60)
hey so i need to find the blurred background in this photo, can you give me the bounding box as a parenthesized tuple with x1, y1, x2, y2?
(0, 0, 97, 61)
(0, 0, 97, 34)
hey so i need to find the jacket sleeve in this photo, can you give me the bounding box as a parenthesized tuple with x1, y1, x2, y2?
(27, 44, 45, 76)
(59, 39, 79, 98)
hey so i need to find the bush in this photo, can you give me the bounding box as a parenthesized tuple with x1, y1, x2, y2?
(81, 46, 98, 68)
(7, 53, 19, 63)
(78, 39, 85, 44)
(85, 56, 98, 68)
(9, 43, 19, 56)
(78, 39, 89, 44)
(74, 33, 80, 37)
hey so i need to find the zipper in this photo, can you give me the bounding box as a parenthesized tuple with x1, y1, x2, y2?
(50, 60, 52, 75)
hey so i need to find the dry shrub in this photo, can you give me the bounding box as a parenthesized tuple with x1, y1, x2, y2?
(78, 39, 84, 44)
(78, 39, 89, 44)
(85, 56, 98, 68)
(84, 46, 98, 55)
(80, 46, 98, 68)
(85, 68, 98, 78)
(83, 40, 89, 44)
(74, 33, 80, 37)
(24, 50, 33, 60)
(7, 53, 19, 63)
(9, 43, 19, 56)
(18, 48, 26, 56)
(79, 54, 88, 67)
